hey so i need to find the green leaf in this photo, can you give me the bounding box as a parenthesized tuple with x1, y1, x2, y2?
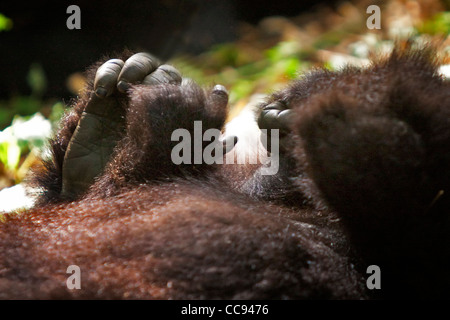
(0, 137, 21, 171)
(6, 140, 21, 170)
(0, 13, 13, 32)
(419, 12, 450, 35)
(49, 101, 66, 126)
(10, 96, 41, 116)
(27, 63, 47, 97)
(265, 41, 302, 62)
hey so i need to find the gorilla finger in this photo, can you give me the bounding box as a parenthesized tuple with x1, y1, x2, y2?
(209, 84, 229, 109)
(94, 59, 124, 97)
(258, 108, 293, 134)
(276, 109, 294, 131)
(142, 64, 182, 85)
(262, 101, 288, 111)
(117, 52, 160, 92)
(159, 65, 182, 84)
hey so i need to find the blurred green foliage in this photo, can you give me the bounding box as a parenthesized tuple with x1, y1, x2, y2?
(0, 13, 13, 32)
(0, 62, 62, 186)
(418, 11, 450, 35)
(0, 113, 52, 184)
(27, 63, 47, 97)
(173, 40, 309, 105)
(0, 97, 41, 129)
(0, 63, 48, 130)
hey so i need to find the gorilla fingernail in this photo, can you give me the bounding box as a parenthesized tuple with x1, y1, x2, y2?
(117, 80, 131, 93)
(95, 87, 108, 98)
(213, 84, 228, 95)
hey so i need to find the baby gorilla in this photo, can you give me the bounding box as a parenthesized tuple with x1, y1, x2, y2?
(0, 46, 449, 299)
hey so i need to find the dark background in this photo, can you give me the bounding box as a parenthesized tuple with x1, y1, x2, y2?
(0, 0, 339, 100)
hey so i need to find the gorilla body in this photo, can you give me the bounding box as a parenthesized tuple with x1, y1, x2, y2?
(0, 47, 449, 299)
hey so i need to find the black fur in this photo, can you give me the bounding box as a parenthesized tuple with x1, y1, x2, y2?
(0, 46, 448, 299)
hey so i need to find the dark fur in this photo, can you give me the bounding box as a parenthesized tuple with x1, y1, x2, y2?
(0, 47, 448, 299)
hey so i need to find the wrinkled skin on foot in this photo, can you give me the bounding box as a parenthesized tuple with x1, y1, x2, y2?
(257, 100, 293, 153)
(61, 53, 182, 198)
(258, 101, 292, 135)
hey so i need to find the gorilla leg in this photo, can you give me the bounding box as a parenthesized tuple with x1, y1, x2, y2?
(259, 46, 450, 298)
(34, 53, 182, 203)
(259, 47, 450, 225)
(89, 82, 230, 198)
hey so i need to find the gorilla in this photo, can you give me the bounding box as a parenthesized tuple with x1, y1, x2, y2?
(0, 45, 448, 299)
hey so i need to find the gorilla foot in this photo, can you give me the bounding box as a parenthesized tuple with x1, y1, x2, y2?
(257, 100, 294, 154)
(61, 53, 182, 198)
